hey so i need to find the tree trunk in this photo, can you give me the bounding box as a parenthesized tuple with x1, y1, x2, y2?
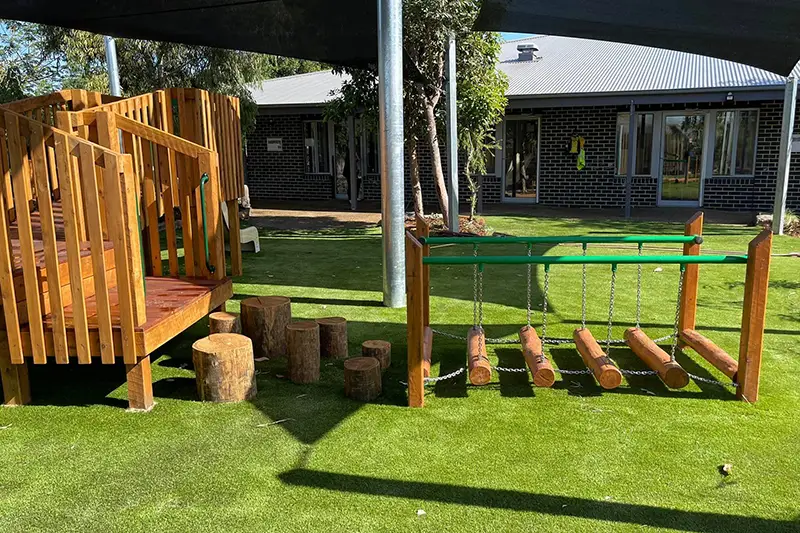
(316, 317, 348, 359)
(209, 311, 241, 334)
(192, 334, 256, 402)
(344, 357, 382, 401)
(287, 321, 320, 384)
(240, 296, 291, 359)
(362, 339, 391, 371)
(409, 137, 424, 218)
(424, 103, 450, 221)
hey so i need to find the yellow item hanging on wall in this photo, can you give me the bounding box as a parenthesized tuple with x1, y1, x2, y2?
(570, 136, 579, 153)
(576, 136, 586, 170)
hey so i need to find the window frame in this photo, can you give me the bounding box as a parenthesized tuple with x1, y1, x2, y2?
(303, 119, 333, 175)
(615, 112, 656, 177)
(710, 108, 759, 178)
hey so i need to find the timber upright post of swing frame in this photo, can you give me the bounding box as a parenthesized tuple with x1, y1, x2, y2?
(405, 216, 431, 407)
(678, 212, 704, 333)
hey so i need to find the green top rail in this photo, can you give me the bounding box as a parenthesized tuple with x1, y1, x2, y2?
(418, 235, 703, 245)
(423, 254, 747, 266)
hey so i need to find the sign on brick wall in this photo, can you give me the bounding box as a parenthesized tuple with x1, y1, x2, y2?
(267, 138, 283, 152)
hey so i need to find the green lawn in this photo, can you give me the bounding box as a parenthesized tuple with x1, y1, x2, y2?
(1, 214, 799, 532)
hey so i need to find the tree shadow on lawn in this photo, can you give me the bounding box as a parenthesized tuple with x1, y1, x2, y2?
(276, 469, 800, 533)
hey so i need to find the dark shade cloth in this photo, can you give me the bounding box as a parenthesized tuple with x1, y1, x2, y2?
(475, 0, 800, 75)
(0, 0, 379, 68)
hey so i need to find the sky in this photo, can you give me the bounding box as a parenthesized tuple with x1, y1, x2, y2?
(500, 32, 535, 42)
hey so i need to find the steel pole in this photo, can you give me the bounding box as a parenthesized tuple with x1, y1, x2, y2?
(445, 34, 459, 231)
(104, 36, 122, 97)
(772, 77, 797, 235)
(625, 100, 635, 218)
(377, 0, 406, 307)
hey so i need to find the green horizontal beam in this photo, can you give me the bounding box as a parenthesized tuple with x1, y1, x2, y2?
(423, 254, 747, 266)
(419, 235, 702, 245)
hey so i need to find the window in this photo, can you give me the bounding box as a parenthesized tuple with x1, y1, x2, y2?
(363, 128, 380, 174)
(713, 110, 758, 176)
(616, 113, 654, 175)
(304, 121, 330, 173)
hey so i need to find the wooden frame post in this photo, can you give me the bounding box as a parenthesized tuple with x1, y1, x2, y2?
(0, 332, 30, 406)
(126, 356, 154, 411)
(406, 231, 425, 407)
(736, 229, 772, 403)
(415, 215, 431, 328)
(679, 211, 703, 333)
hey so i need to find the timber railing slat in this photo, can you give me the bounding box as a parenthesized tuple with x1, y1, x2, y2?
(29, 123, 69, 364)
(0, 125, 22, 364)
(53, 131, 92, 364)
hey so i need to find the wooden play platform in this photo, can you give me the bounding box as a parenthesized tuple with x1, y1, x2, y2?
(0, 88, 245, 410)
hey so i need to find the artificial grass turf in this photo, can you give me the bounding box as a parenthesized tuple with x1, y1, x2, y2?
(1, 215, 799, 532)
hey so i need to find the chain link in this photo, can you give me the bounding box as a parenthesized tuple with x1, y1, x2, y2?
(620, 368, 659, 376)
(526, 244, 532, 328)
(686, 372, 738, 388)
(555, 368, 594, 375)
(636, 244, 643, 329)
(581, 244, 588, 330)
(423, 366, 466, 384)
(606, 266, 617, 356)
(472, 245, 479, 328)
(541, 266, 550, 343)
(669, 266, 685, 363)
(493, 365, 529, 373)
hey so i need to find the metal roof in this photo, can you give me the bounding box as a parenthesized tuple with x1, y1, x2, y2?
(253, 35, 794, 107)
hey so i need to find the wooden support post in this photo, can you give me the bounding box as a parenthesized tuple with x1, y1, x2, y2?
(415, 215, 430, 328)
(625, 327, 689, 389)
(736, 229, 772, 403)
(519, 325, 555, 387)
(0, 332, 30, 406)
(227, 199, 243, 276)
(467, 326, 491, 386)
(574, 328, 622, 389)
(422, 326, 433, 378)
(125, 356, 154, 411)
(679, 212, 703, 333)
(405, 231, 425, 407)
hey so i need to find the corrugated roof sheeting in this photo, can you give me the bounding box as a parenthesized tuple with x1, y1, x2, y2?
(252, 35, 796, 106)
(251, 71, 351, 106)
(500, 36, 787, 97)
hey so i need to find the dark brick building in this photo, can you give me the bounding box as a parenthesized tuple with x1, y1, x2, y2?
(246, 36, 800, 212)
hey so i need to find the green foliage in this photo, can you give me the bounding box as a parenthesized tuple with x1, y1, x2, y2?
(0, 21, 62, 102)
(0, 21, 324, 133)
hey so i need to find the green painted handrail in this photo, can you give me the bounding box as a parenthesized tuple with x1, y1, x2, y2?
(419, 235, 703, 245)
(423, 254, 747, 266)
(199, 173, 216, 274)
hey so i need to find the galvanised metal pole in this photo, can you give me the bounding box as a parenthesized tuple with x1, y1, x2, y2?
(104, 36, 122, 97)
(377, 0, 406, 307)
(624, 100, 635, 218)
(445, 34, 459, 232)
(772, 77, 797, 235)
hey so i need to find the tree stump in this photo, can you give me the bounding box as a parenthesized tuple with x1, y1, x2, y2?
(344, 357, 382, 401)
(287, 321, 320, 384)
(362, 340, 391, 371)
(241, 296, 291, 359)
(209, 311, 241, 334)
(192, 333, 256, 402)
(316, 317, 348, 359)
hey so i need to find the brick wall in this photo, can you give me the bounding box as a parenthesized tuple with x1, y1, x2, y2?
(247, 102, 800, 211)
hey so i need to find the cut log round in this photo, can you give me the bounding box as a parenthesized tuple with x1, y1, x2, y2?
(519, 325, 555, 387)
(573, 328, 622, 389)
(240, 296, 291, 359)
(344, 356, 382, 401)
(192, 333, 256, 402)
(362, 340, 391, 371)
(624, 327, 689, 389)
(680, 328, 738, 380)
(209, 311, 241, 334)
(316, 317, 348, 359)
(467, 326, 491, 386)
(422, 326, 433, 378)
(287, 321, 320, 384)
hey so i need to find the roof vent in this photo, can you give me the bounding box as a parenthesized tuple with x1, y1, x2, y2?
(517, 43, 539, 61)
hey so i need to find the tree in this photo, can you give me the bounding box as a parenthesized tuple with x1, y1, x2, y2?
(325, 0, 506, 220)
(0, 21, 324, 132)
(0, 21, 62, 102)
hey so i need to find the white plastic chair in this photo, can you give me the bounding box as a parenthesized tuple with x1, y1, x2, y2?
(221, 200, 260, 253)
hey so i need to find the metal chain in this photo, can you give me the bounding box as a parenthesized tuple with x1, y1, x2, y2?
(478, 265, 484, 330)
(636, 244, 643, 329)
(541, 266, 550, 343)
(620, 368, 659, 376)
(605, 266, 617, 356)
(493, 365, 529, 374)
(686, 372, 738, 388)
(423, 366, 466, 384)
(526, 244, 532, 328)
(669, 266, 685, 363)
(555, 368, 593, 375)
(472, 245, 479, 328)
(581, 244, 588, 330)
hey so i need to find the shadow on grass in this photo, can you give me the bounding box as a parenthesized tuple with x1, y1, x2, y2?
(277, 469, 799, 532)
(23, 362, 128, 409)
(495, 348, 534, 397)
(228, 293, 384, 308)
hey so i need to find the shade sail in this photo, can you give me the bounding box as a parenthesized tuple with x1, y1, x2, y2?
(0, 0, 379, 68)
(475, 0, 800, 76)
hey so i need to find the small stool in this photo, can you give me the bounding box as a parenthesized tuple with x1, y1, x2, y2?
(192, 333, 256, 402)
(344, 357, 382, 401)
(362, 340, 391, 371)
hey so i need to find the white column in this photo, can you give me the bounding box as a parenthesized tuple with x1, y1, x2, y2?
(445, 34, 459, 231)
(104, 36, 122, 97)
(377, 0, 406, 307)
(772, 78, 797, 235)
